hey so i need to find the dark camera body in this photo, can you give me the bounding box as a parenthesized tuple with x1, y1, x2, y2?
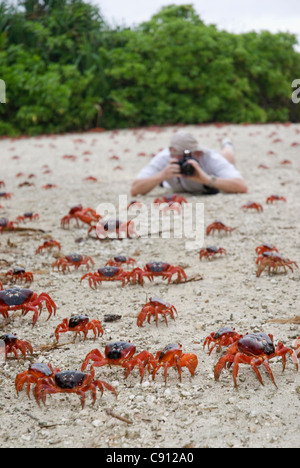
(176, 150, 198, 176)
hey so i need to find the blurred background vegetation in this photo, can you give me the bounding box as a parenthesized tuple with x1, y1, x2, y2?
(0, 0, 299, 136)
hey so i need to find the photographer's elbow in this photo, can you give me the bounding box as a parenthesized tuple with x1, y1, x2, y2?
(240, 182, 248, 193)
(131, 185, 139, 197)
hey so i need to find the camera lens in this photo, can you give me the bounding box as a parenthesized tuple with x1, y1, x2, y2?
(181, 162, 195, 176)
(179, 149, 196, 176)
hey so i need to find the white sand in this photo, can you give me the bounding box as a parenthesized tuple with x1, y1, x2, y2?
(0, 122, 299, 448)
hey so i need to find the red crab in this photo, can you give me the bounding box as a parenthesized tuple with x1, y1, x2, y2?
(62, 155, 77, 161)
(127, 200, 144, 210)
(151, 343, 198, 384)
(153, 194, 187, 214)
(160, 201, 182, 214)
(96, 219, 138, 239)
(214, 332, 298, 388)
(34, 367, 116, 408)
(16, 212, 39, 223)
(77, 207, 102, 232)
(35, 239, 61, 254)
(15, 362, 59, 397)
(42, 184, 57, 189)
(61, 205, 101, 230)
(52, 254, 94, 273)
(60, 204, 83, 227)
(0, 192, 12, 199)
(266, 195, 287, 204)
(129, 262, 187, 285)
(153, 194, 187, 205)
(18, 181, 35, 188)
(255, 243, 279, 256)
(256, 252, 298, 277)
(206, 221, 235, 236)
(5, 267, 34, 284)
(0, 287, 56, 326)
(0, 218, 16, 233)
(137, 297, 177, 327)
(0, 333, 33, 360)
(55, 315, 103, 342)
(241, 202, 263, 212)
(280, 160, 291, 165)
(295, 336, 300, 358)
(105, 256, 136, 267)
(83, 176, 97, 182)
(81, 267, 131, 289)
(199, 246, 227, 260)
(81, 340, 154, 383)
(203, 327, 242, 355)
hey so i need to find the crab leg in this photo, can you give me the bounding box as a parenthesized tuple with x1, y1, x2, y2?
(16, 374, 37, 397)
(0, 307, 9, 319)
(261, 358, 277, 387)
(93, 380, 117, 398)
(81, 349, 106, 371)
(15, 341, 33, 359)
(214, 354, 235, 381)
(231, 353, 257, 387)
(21, 304, 40, 326)
(274, 342, 299, 371)
(123, 351, 152, 383)
(180, 354, 198, 376)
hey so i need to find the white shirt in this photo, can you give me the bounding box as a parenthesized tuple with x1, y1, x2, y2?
(136, 147, 243, 193)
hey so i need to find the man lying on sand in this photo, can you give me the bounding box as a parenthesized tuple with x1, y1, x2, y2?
(131, 131, 248, 196)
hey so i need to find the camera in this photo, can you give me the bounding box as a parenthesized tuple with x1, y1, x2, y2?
(176, 150, 198, 176)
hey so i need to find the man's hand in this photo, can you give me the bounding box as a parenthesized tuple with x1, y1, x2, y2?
(182, 159, 248, 193)
(131, 159, 182, 196)
(182, 159, 211, 185)
(160, 158, 182, 180)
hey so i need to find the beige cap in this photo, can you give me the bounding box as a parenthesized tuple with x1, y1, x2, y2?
(170, 131, 204, 154)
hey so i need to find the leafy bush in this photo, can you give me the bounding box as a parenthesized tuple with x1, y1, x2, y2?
(102, 5, 300, 127)
(0, 1, 299, 136)
(0, 0, 109, 135)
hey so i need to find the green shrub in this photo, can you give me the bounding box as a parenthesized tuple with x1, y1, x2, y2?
(102, 5, 300, 127)
(0, 0, 108, 135)
(0, 1, 299, 136)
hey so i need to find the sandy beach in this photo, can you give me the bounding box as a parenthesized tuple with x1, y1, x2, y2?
(0, 122, 299, 448)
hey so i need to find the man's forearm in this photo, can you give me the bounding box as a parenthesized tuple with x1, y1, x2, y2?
(186, 160, 248, 194)
(131, 173, 165, 196)
(207, 176, 248, 193)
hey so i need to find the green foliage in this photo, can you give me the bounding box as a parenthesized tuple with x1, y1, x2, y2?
(0, 0, 109, 135)
(0, 1, 299, 135)
(102, 5, 300, 127)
